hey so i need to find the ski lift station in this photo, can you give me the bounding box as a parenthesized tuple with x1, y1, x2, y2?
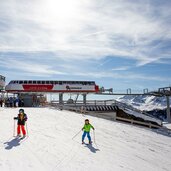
(1, 78, 170, 126)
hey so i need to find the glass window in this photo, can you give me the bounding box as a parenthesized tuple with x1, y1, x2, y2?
(50, 81, 53, 84)
(46, 81, 50, 84)
(24, 80, 27, 84)
(37, 81, 41, 84)
(59, 81, 62, 85)
(28, 80, 32, 84)
(33, 81, 36, 84)
(19, 81, 23, 84)
(42, 81, 45, 84)
(90, 82, 95, 85)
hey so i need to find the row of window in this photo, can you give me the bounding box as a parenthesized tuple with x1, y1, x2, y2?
(0, 75, 5, 81)
(9, 80, 95, 85)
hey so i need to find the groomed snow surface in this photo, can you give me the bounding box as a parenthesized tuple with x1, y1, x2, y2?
(0, 108, 171, 171)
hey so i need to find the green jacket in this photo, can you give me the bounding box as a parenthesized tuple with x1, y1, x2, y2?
(82, 123, 94, 132)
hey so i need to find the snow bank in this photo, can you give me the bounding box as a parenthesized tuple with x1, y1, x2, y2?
(0, 108, 171, 171)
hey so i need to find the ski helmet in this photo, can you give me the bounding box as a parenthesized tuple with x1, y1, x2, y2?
(19, 109, 24, 113)
(85, 119, 89, 122)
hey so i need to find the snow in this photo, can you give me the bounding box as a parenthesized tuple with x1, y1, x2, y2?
(0, 107, 171, 171)
(117, 95, 171, 111)
(123, 109, 162, 125)
(114, 101, 162, 125)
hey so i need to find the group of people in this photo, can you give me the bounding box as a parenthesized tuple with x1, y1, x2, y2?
(0, 97, 24, 107)
(14, 109, 95, 144)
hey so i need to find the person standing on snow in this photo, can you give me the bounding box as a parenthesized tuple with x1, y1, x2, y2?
(14, 109, 28, 138)
(82, 119, 94, 144)
(0, 97, 3, 107)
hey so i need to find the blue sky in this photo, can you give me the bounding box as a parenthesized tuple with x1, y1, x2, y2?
(0, 0, 171, 93)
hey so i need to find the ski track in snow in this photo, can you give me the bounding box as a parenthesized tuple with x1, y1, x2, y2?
(0, 107, 171, 171)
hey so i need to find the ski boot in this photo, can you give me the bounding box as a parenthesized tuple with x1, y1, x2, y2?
(17, 134, 21, 138)
(89, 141, 92, 144)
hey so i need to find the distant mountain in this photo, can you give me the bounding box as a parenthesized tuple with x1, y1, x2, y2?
(117, 95, 171, 111)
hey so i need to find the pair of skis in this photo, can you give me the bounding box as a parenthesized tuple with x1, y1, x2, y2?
(13, 135, 27, 140)
(82, 141, 93, 145)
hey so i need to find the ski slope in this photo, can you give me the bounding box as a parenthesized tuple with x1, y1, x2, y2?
(0, 108, 171, 171)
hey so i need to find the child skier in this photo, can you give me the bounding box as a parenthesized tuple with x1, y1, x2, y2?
(82, 119, 94, 144)
(14, 109, 28, 138)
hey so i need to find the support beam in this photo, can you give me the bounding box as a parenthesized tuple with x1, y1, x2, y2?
(166, 96, 171, 123)
(127, 88, 131, 94)
(59, 93, 63, 104)
(83, 94, 87, 105)
(75, 94, 79, 104)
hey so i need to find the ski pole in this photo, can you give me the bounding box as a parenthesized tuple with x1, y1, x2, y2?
(13, 119, 16, 137)
(93, 130, 98, 147)
(72, 130, 82, 140)
(26, 122, 29, 137)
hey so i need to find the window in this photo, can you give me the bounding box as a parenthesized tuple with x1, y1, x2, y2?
(90, 82, 95, 85)
(28, 80, 32, 84)
(37, 81, 41, 84)
(13, 81, 17, 84)
(33, 81, 36, 84)
(59, 81, 62, 85)
(46, 81, 50, 84)
(42, 81, 45, 84)
(24, 80, 27, 84)
(19, 81, 23, 84)
(50, 81, 53, 84)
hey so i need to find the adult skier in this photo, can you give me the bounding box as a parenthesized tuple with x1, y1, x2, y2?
(82, 119, 94, 144)
(14, 109, 28, 138)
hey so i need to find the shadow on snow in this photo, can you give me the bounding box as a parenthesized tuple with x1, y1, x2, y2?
(4, 137, 21, 150)
(85, 144, 100, 153)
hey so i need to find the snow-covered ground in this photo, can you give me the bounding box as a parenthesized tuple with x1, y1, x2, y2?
(117, 95, 171, 111)
(0, 108, 171, 171)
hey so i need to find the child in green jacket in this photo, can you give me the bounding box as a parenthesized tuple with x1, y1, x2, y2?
(82, 119, 94, 144)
